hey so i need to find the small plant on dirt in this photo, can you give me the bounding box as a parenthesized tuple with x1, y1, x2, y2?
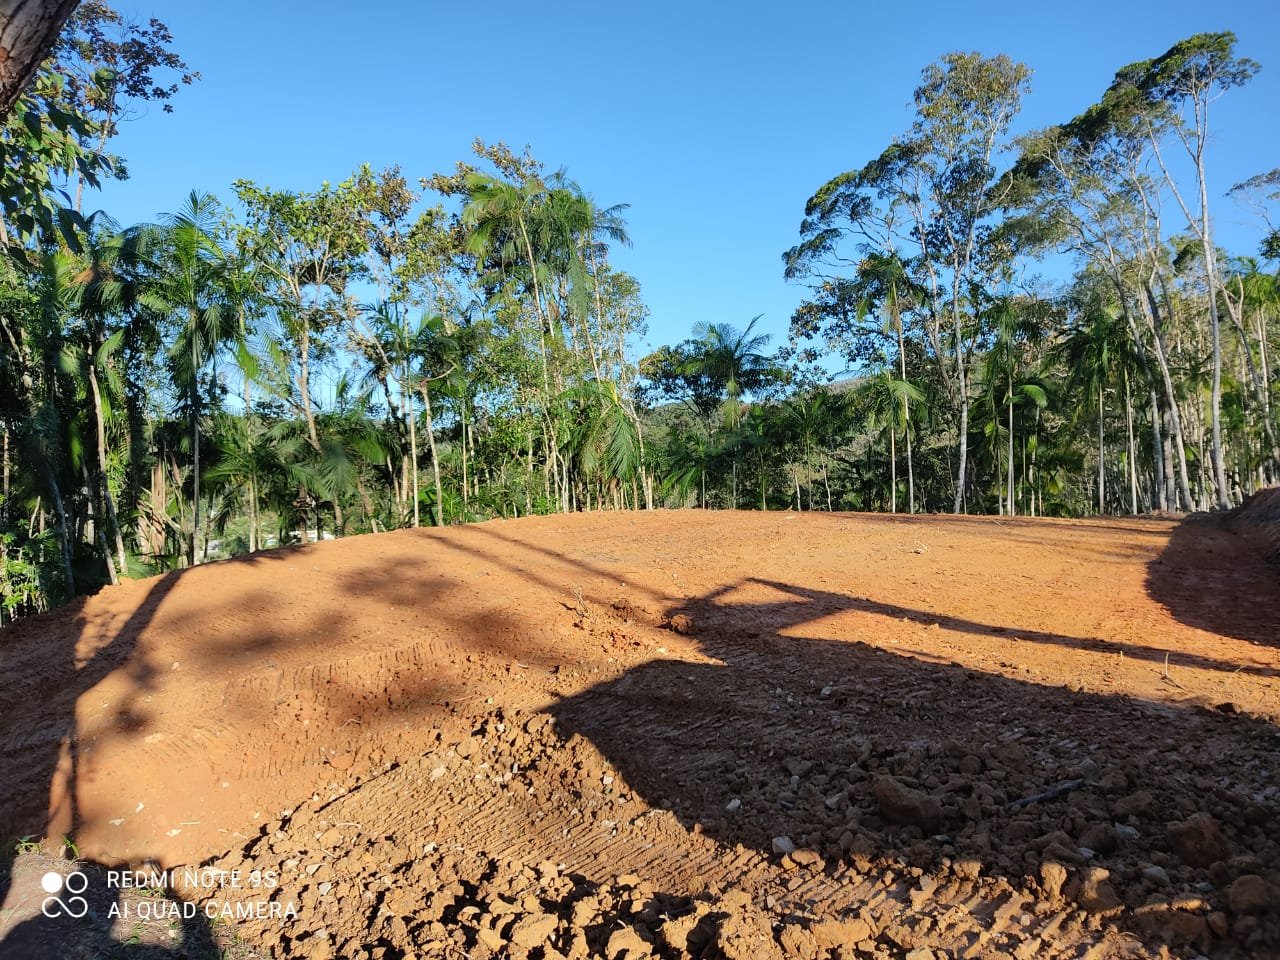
(13, 836, 39, 855)
(60, 835, 80, 859)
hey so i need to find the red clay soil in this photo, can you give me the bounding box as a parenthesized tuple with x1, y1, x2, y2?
(1, 509, 1278, 960)
(1234, 486, 1280, 562)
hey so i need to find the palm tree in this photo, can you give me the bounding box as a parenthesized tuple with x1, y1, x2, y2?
(205, 410, 277, 553)
(982, 297, 1049, 515)
(683, 316, 780, 506)
(27, 250, 81, 592)
(408, 313, 459, 526)
(1057, 303, 1126, 515)
(853, 252, 924, 511)
(686, 317, 778, 428)
(461, 169, 569, 509)
(562, 379, 643, 509)
(73, 215, 155, 576)
(141, 191, 231, 564)
(858, 373, 924, 513)
(1223, 257, 1280, 479)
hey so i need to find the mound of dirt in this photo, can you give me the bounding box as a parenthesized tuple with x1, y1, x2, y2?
(2, 510, 1278, 959)
(1232, 486, 1280, 561)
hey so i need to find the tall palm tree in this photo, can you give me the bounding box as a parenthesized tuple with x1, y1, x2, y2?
(686, 317, 778, 430)
(858, 373, 924, 513)
(853, 252, 924, 511)
(205, 410, 278, 553)
(73, 215, 154, 576)
(141, 191, 230, 565)
(1223, 257, 1280, 479)
(1057, 304, 1127, 515)
(684, 316, 780, 506)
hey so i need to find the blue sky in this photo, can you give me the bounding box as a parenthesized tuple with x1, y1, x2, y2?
(95, 0, 1280, 361)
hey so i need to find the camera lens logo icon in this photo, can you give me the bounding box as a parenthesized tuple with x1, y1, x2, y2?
(40, 871, 89, 919)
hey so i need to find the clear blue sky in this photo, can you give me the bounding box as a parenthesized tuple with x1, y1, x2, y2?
(95, 0, 1280, 360)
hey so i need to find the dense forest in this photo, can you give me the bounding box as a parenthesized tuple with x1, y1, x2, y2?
(1, 5, 1276, 621)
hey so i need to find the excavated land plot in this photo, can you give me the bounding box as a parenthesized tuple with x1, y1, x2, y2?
(1, 507, 1278, 960)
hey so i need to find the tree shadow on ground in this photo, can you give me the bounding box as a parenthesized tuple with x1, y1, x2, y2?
(0, 534, 577, 959)
(546, 568, 1279, 955)
(0, 574, 179, 917)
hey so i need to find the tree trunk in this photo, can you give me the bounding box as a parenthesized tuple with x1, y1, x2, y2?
(189, 333, 201, 566)
(889, 425, 896, 514)
(0, 0, 79, 119)
(418, 382, 444, 527)
(1097, 382, 1105, 515)
(759, 450, 767, 510)
(297, 325, 321, 452)
(248, 475, 258, 552)
(1149, 388, 1166, 512)
(1007, 380, 1015, 517)
(892, 287, 915, 514)
(1224, 284, 1280, 473)
(87, 357, 126, 574)
(85, 465, 117, 586)
(1124, 369, 1138, 515)
(46, 470, 75, 594)
(954, 393, 969, 514)
(406, 381, 420, 528)
(1193, 155, 1232, 509)
(1, 423, 8, 526)
(1029, 407, 1041, 517)
(460, 394, 469, 515)
(1141, 288, 1194, 510)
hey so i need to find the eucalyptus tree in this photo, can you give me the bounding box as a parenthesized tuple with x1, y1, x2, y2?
(787, 52, 1031, 513)
(1103, 33, 1259, 509)
(1229, 168, 1280, 262)
(1007, 95, 1194, 510)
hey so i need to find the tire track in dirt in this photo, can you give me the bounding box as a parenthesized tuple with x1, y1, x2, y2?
(2, 510, 1277, 959)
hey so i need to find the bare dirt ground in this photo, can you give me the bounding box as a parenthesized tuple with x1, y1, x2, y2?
(1, 503, 1277, 960)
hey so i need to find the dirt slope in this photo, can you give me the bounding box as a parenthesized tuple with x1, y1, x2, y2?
(1, 510, 1277, 959)
(1234, 486, 1280, 561)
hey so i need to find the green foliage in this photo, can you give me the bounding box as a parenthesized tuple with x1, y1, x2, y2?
(0, 527, 62, 622)
(1, 16, 1277, 628)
